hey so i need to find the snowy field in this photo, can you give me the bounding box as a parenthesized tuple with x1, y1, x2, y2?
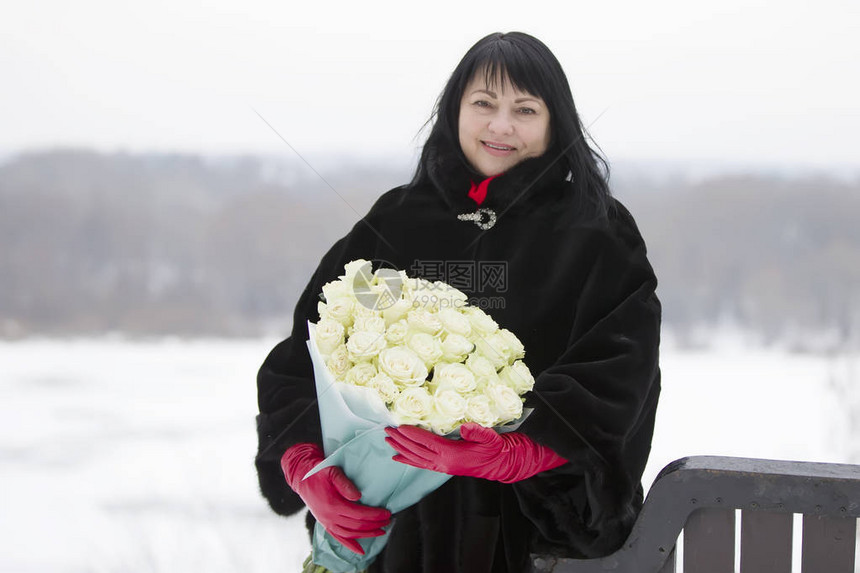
(1, 335, 858, 572)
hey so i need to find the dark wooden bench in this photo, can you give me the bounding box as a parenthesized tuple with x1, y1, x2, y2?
(535, 456, 860, 572)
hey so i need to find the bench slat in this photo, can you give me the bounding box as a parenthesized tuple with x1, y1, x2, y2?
(740, 511, 792, 572)
(548, 457, 860, 573)
(801, 515, 856, 573)
(684, 508, 735, 573)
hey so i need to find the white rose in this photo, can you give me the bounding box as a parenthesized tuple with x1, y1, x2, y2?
(498, 329, 525, 360)
(326, 345, 352, 380)
(415, 283, 466, 312)
(465, 394, 499, 427)
(485, 382, 524, 424)
(428, 389, 467, 434)
(433, 281, 469, 310)
(317, 301, 327, 318)
(406, 308, 443, 335)
(384, 319, 409, 345)
(474, 333, 511, 370)
(314, 318, 345, 355)
(466, 353, 500, 382)
(392, 387, 433, 425)
(321, 279, 354, 304)
(432, 362, 477, 395)
(345, 330, 387, 362)
(382, 288, 404, 312)
(377, 346, 429, 387)
(373, 266, 400, 282)
(406, 332, 443, 367)
(440, 333, 475, 363)
(400, 277, 420, 294)
(351, 303, 380, 320)
(367, 372, 399, 404)
(373, 267, 404, 295)
(340, 259, 372, 283)
(464, 307, 499, 337)
(498, 360, 535, 394)
(324, 296, 355, 327)
(355, 282, 397, 312)
(437, 308, 472, 337)
(409, 279, 439, 311)
(344, 362, 378, 387)
(351, 314, 386, 335)
(382, 297, 412, 325)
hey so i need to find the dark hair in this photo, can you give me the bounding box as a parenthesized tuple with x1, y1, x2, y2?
(410, 31, 612, 211)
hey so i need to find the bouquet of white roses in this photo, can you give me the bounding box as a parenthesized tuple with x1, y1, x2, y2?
(303, 259, 534, 572)
(315, 259, 535, 434)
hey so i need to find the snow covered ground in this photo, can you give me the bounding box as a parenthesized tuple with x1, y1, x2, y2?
(1, 336, 857, 572)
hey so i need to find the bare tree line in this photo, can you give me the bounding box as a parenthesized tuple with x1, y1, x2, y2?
(1, 149, 858, 349)
(621, 174, 860, 349)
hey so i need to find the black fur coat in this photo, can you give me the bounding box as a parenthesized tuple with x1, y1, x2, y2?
(255, 151, 662, 573)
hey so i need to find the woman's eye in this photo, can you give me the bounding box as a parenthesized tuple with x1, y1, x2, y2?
(518, 107, 536, 115)
(473, 100, 491, 108)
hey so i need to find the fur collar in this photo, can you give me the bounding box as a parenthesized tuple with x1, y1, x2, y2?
(423, 140, 571, 215)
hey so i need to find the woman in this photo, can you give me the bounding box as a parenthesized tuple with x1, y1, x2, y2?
(256, 31, 661, 572)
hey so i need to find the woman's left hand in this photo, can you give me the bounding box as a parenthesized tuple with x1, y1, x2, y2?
(384, 422, 567, 483)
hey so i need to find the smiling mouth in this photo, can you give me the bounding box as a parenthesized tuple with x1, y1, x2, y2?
(482, 141, 515, 151)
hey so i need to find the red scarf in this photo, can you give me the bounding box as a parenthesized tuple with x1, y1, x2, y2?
(467, 174, 501, 206)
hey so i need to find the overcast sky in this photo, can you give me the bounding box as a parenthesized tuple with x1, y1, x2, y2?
(2, 0, 858, 168)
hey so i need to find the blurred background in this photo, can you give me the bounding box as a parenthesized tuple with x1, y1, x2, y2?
(2, 0, 859, 571)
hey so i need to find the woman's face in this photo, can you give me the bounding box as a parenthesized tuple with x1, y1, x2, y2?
(458, 72, 551, 177)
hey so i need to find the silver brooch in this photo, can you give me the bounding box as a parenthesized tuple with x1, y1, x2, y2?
(457, 207, 497, 230)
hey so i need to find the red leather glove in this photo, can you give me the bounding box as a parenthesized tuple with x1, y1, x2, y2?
(281, 443, 391, 555)
(384, 422, 567, 483)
